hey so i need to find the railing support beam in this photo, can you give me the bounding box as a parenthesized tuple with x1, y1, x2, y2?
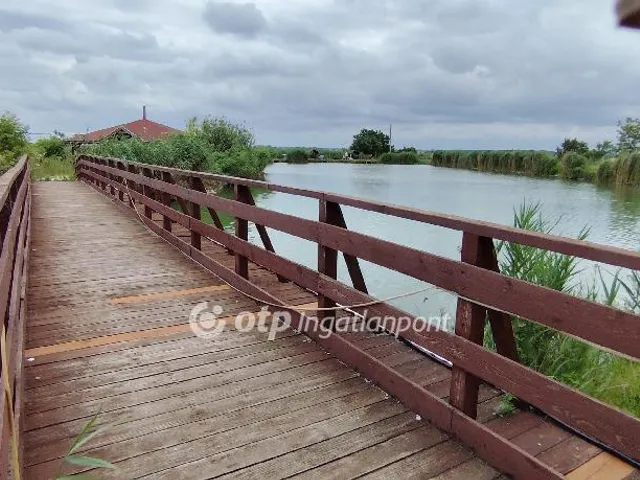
(234, 185, 250, 279)
(318, 199, 339, 327)
(450, 233, 519, 418)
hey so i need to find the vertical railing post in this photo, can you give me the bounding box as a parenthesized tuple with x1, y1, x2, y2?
(450, 233, 519, 419)
(188, 177, 201, 250)
(140, 167, 154, 219)
(191, 177, 234, 255)
(317, 198, 339, 327)
(234, 184, 249, 279)
(116, 162, 125, 202)
(126, 164, 139, 209)
(160, 171, 173, 232)
(107, 159, 116, 196)
(98, 159, 107, 190)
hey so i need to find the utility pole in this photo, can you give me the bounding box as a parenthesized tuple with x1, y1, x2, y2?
(389, 124, 393, 151)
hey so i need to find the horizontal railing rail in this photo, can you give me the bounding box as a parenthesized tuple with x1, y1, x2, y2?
(76, 155, 640, 478)
(0, 156, 32, 479)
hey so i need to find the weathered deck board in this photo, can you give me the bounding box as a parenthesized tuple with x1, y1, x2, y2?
(23, 182, 637, 479)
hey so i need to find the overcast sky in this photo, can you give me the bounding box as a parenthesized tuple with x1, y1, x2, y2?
(1, 0, 640, 149)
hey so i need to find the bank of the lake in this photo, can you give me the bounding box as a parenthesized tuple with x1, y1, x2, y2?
(431, 149, 640, 187)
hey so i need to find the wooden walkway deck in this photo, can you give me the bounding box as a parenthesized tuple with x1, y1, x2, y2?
(23, 182, 638, 479)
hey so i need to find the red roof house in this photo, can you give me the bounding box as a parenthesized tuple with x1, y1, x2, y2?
(73, 107, 179, 143)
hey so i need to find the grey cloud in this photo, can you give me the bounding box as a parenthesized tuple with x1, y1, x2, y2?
(0, 10, 68, 32)
(1, 0, 640, 149)
(203, 1, 267, 38)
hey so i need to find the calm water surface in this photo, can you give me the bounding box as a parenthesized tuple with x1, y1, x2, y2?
(241, 164, 640, 319)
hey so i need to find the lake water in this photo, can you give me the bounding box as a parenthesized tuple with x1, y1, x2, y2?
(238, 163, 640, 320)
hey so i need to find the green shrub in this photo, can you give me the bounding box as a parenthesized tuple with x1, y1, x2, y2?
(286, 149, 308, 163)
(0, 112, 28, 160)
(560, 152, 588, 181)
(379, 152, 419, 164)
(614, 151, 640, 186)
(34, 136, 67, 158)
(596, 159, 615, 184)
(396, 147, 417, 153)
(82, 116, 268, 179)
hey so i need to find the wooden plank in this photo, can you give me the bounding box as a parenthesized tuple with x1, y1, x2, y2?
(109, 284, 229, 303)
(26, 373, 366, 472)
(120, 399, 405, 479)
(567, 452, 636, 479)
(220, 413, 427, 479)
(24, 312, 240, 357)
(291, 426, 449, 480)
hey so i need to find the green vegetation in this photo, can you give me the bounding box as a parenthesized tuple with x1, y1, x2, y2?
(0, 112, 29, 174)
(431, 150, 558, 177)
(617, 117, 640, 152)
(350, 128, 391, 157)
(379, 151, 420, 164)
(56, 410, 118, 478)
(30, 152, 76, 181)
(555, 137, 589, 158)
(83, 117, 270, 179)
(286, 149, 309, 164)
(489, 202, 640, 417)
(597, 152, 640, 186)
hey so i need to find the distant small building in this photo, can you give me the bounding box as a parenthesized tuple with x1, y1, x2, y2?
(71, 107, 179, 146)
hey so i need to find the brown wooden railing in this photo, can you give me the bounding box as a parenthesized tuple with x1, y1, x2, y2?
(0, 156, 31, 479)
(76, 154, 640, 479)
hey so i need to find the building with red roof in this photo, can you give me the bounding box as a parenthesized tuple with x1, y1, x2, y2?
(72, 107, 179, 144)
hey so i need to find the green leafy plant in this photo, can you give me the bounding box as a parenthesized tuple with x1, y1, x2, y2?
(0, 112, 28, 161)
(55, 411, 118, 479)
(489, 202, 640, 417)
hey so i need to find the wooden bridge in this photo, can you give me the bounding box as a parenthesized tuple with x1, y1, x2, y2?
(1, 155, 639, 479)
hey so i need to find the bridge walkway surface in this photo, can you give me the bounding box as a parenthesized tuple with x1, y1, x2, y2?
(21, 181, 639, 479)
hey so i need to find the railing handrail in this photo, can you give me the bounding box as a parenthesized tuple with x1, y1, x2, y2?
(0, 155, 28, 209)
(77, 154, 640, 270)
(76, 155, 640, 474)
(0, 154, 31, 480)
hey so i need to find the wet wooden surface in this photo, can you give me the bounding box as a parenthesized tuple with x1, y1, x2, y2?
(23, 182, 637, 479)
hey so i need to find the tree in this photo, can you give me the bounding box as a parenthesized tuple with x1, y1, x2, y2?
(617, 117, 640, 152)
(0, 112, 28, 160)
(350, 129, 390, 157)
(556, 138, 589, 158)
(593, 140, 616, 158)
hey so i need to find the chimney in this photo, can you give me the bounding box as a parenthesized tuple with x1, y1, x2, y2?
(143, 105, 147, 120)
